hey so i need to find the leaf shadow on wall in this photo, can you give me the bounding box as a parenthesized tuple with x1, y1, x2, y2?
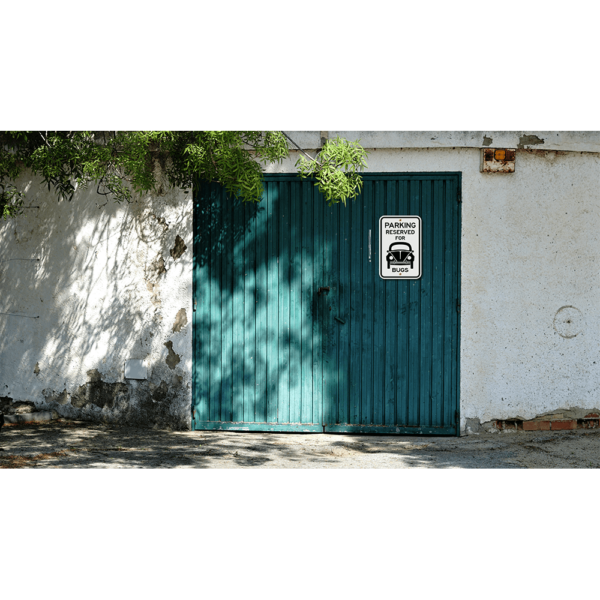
(0, 173, 193, 428)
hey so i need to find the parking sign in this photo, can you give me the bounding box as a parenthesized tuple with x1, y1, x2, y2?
(379, 216, 422, 280)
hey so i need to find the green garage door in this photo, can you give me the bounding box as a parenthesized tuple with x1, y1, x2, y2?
(192, 173, 461, 435)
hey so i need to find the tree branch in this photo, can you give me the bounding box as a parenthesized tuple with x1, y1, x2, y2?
(281, 132, 317, 163)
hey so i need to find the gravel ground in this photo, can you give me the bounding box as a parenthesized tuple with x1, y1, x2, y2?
(1, 419, 600, 468)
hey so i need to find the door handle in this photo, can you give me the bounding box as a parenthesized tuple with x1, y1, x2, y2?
(334, 316, 346, 324)
(317, 286, 330, 295)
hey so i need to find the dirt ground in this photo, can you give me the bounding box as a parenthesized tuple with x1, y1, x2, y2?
(2, 419, 600, 468)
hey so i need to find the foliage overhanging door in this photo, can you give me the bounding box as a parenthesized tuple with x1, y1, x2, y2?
(193, 178, 325, 431)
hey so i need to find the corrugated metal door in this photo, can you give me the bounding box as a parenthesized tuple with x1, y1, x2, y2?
(193, 178, 326, 431)
(192, 173, 461, 434)
(323, 174, 461, 434)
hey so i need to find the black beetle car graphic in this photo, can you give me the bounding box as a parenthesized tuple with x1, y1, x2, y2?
(386, 242, 414, 270)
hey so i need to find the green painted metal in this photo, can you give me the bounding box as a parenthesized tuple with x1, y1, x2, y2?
(192, 173, 461, 434)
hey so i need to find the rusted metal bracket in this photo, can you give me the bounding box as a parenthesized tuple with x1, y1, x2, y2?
(481, 148, 516, 173)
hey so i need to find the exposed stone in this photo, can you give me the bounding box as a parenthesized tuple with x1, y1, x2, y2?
(517, 134, 544, 148)
(128, 378, 190, 430)
(87, 369, 102, 383)
(172, 308, 188, 333)
(152, 380, 169, 403)
(43, 388, 69, 405)
(152, 254, 167, 276)
(3, 411, 54, 424)
(144, 253, 167, 307)
(170, 235, 187, 260)
(164, 340, 181, 370)
(146, 281, 161, 307)
(0, 397, 36, 414)
(150, 214, 169, 232)
(0, 396, 13, 413)
(11, 402, 37, 414)
(70, 372, 129, 410)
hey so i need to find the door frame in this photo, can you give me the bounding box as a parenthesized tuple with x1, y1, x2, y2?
(192, 172, 462, 435)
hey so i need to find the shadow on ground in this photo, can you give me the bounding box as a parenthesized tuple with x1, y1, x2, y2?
(2, 420, 600, 468)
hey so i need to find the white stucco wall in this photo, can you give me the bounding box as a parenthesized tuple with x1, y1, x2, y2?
(2, 133, 600, 432)
(0, 176, 193, 428)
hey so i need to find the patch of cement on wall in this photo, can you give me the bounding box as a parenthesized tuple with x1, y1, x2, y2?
(172, 308, 188, 333)
(518, 134, 544, 148)
(170, 235, 187, 259)
(482, 135, 493, 147)
(465, 418, 483, 434)
(164, 341, 181, 369)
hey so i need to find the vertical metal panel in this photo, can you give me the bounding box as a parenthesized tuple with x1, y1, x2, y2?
(192, 173, 461, 434)
(312, 184, 324, 426)
(373, 180, 386, 427)
(278, 181, 291, 424)
(231, 196, 245, 423)
(266, 181, 279, 424)
(243, 197, 257, 423)
(337, 192, 350, 426)
(431, 179, 444, 428)
(407, 179, 421, 427)
(300, 181, 315, 425)
(419, 178, 432, 429)
(396, 179, 410, 427)
(193, 189, 211, 425)
(289, 182, 302, 423)
(209, 185, 222, 423)
(361, 180, 374, 425)
(323, 193, 338, 427)
(221, 197, 233, 423)
(254, 183, 268, 424)
(348, 190, 362, 425)
(383, 179, 398, 426)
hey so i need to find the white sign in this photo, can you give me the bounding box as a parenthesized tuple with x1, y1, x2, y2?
(379, 215, 422, 280)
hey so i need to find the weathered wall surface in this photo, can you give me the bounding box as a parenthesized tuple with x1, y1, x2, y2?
(270, 145, 600, 431)
(3, 133, 600, 433)
(0, 175, 193, 429)
(285, 131, 600, 153)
